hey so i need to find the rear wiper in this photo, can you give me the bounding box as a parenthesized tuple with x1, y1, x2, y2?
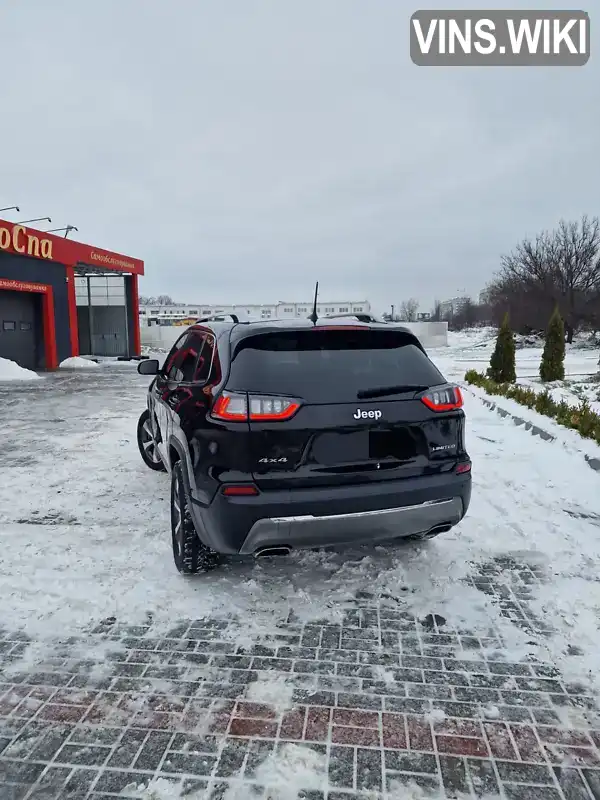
(357, 384, 428, 400)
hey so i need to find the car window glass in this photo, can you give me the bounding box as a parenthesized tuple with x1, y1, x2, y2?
(165, 332, 206, 382)
(229, 329, 443, 402)
(179, 333, 207, 382)
(194, 334, 215, 383)
(162, 333, 190, 378)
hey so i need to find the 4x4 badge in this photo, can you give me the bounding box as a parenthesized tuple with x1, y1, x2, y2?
(353, 409, 382, 420)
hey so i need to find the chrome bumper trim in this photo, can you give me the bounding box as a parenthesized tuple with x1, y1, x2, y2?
(239, 497, 463, 555)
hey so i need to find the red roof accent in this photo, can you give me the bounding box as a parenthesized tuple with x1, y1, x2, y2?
(0, 219, 144, 275)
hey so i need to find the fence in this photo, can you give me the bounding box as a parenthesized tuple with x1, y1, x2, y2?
(141, 325, 182, 351)
(140, 320, 449, 351)
(401, 321, 448, 348)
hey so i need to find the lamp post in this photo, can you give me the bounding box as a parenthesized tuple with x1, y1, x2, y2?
(16, 217, 52, 225)
(48, 225, 78, 238)
(0, 206, 20, 213)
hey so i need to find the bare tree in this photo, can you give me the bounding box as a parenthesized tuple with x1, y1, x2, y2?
(553, 216, 600, 340)
(498, 216, 600, 341)
(485, 273, 547, 333)
(431, 300, 442, 322)
(157, 295, 174, 305)
(450, 297, 479, 330)
(399, 298, 419, 322)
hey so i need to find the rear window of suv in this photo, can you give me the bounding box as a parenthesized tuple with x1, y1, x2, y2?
(228, 328, 445, 403)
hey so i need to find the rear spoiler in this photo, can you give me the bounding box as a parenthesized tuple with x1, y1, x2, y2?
(232, 325, 427, 356)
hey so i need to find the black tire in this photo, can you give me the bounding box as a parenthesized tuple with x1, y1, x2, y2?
(170, 460, 220, 574)
(137, 409, 166, 471)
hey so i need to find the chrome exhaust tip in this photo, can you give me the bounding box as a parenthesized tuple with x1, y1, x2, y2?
(426, 524, 453, 538)
(254, 546, 292, 558)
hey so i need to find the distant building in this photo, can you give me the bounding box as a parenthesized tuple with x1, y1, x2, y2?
(439, 297, 468, 319)
(138, 300, 371, 326)
(479, 288, 492, 306)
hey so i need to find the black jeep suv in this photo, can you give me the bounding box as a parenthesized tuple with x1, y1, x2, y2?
(137, 315, 471, 574)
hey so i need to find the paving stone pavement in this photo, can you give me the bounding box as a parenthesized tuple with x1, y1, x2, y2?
(1, 558, 600, 799)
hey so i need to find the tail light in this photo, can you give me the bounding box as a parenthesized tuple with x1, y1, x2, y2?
(222, 485, 259, 496)
(212, 392, 248, 421)
(456, 462, 471, 474)
(421, 385, 463, 412)
(211, 391, 302, 422)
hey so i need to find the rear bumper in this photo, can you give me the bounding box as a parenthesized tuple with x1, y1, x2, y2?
(190, 470, 471, 555)
(239, 496, 463, 554)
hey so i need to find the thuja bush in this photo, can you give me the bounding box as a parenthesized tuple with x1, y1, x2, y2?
(464, 369, 481, 384)
(574, 400, 599, 439)
(534, 389, 555, 416)
(505, 383, 537, 409)
(540, 307, 566, 382)
(488, 313, 516, 383)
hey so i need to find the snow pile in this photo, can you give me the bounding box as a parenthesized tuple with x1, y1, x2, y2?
(426, 707, 446, 724)
(3, 635, 124, 684)
(59, 356, 99, 369)
(571, 331, 600, 350)
(445, 327, 497, 352)
(122, 745, 328, 800)
(507, 329, 596, 352)
(480, 703, 501, 720)
(0, 356, 40, 381)
(514, 332, 544, 349)
(252, 743, 327, 797)
(466, 383, 600, 464)
(91, 357, 143, 368)
(245, 674, 294, 712)
(387, 783, 500, 799)
(528, 578, 600, 688)
(125, 778, 185, 799)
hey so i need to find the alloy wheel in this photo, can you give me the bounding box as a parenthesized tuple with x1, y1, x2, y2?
(140, 419, 161, 465)
(172, 474, 183, 558)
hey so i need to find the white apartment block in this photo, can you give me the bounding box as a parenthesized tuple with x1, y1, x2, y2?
(139, 300, 371, 326)
(439, 297, 469, 319)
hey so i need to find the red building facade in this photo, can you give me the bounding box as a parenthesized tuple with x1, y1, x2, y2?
(0, 219, 144, 370)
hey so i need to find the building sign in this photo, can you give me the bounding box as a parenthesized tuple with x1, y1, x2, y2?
(0, 223, 53, 260)
(0, 277, 49, 293)
(0, 218, 144, 276)
(89, 251, 138, 271)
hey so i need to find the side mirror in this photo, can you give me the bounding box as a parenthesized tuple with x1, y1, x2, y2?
(138, 358, 159, 375)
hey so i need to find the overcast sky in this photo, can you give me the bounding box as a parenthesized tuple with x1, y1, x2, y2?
(1, 0, 597, 313)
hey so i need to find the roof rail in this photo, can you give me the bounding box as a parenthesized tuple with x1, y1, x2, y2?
(195, 313, 241, 324)
(319, 312, 383, 324)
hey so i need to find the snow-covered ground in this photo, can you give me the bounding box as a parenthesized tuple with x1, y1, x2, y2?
(0, 344, 598, 683)
(444, 327, 600, 415)
(0, 354, 157, 380)
(518, 376, 600, 417)
(1, 339, 600, 799)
